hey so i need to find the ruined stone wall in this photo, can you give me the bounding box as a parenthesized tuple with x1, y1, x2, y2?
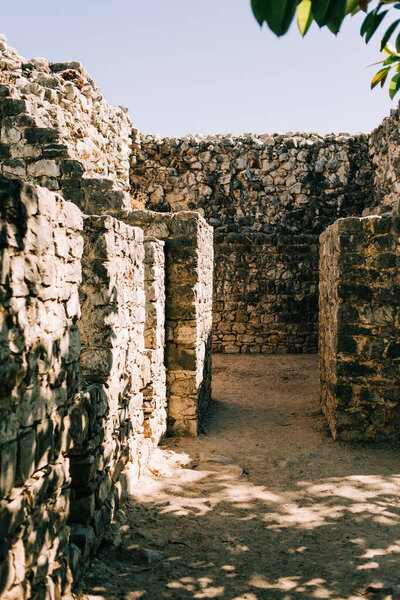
(0, 176, 173, 600)
(131, 132, 373, 353)
(142, 238, 167, 444)
(0, 36, 131, 191)
(0, 177, 83, 600)
(370, 105, 400, 212)
(0, 35, 134, 219)
(71, 215, 154, 562)
(111, 210, 214, 436)
(319, 214, 400, 441)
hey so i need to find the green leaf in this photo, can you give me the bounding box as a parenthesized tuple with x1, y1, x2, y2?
(383, 54, 399, 64)
(360, 9, 375, 35)
(345, 0, 361, 15)
(251, 0, 299, 35)
(380, 71, 390, 86)
(389, 71, 400, 98)
(326, 0, 347, 33)
(380, 18, 400, 49)
(251, 0, 266, 26)
(365, 10, 388, 43)
(383, 41, 398, 55)
(297, 0, 314, 35)
(371, 66, 390, 88)
(312, 0, 332, 26)
(396, 30, 400, 51)
(312, 0, 347, 31)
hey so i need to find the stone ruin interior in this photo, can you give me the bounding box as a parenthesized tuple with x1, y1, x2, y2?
(1, 33, 400, 600)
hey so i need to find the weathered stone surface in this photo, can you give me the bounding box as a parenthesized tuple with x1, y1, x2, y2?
(130, 131, 373, 354)
(370, 107, 400, 213)
(110, 209, 213, 437)
(0, 175, 83, 598)
(0, 175, 179, 599)
(143, 238, 167, 444)
(0, 37, 132, 196)
(319, 215, 400, 441)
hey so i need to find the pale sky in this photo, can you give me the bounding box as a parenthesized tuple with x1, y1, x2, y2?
(2, 0, 395, 136)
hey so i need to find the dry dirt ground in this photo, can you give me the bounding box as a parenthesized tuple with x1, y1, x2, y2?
(79, 354, 400, 600)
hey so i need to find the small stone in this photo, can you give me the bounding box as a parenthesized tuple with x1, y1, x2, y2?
(28, 159, 60, 178)
(199, 453, 234, 465)
(123, 545, 165, 565)
(124, 592, 147, 600)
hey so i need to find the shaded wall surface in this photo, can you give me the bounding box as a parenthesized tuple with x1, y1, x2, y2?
(319, 215, 400, 441)
(131, 133, 373, 353)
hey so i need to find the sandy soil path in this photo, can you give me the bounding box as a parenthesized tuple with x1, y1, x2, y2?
(79, 354, 400, 600)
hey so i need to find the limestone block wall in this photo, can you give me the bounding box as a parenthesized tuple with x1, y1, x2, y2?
(111, 209, 213, 436)
(0, 176, 83, 600)
(319, 214, 400, 441)
(131, 132, 373, 353)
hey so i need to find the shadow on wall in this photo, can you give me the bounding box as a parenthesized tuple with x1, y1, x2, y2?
(197, 332, 213, 432)
(0, 177, 83, 598)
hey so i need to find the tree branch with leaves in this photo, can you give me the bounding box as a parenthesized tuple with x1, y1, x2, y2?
(251, 0, 400, 98)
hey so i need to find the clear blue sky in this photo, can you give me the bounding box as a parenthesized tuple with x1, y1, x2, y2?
(1, 1, 395, 136)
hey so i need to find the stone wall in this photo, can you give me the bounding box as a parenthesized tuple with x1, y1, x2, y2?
(0, 171, 213, 599)
(319, 214, 400, 441)
(370, 106, 400, 213)
(213, 232, 318, 353)
(71, 215, 154, 564)
(111, 209, 213, 436)
(3, 29, 400, 600)
(131, 132, 373, 353)
(0, 176, 83, 599)
(142, 238, 167, 444)
(3, 34, 398, 358)
(0, 36, 131, 193)
(0, 34, 213, 435)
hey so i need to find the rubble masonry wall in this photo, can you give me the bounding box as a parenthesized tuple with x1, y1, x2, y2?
(319, 214, 400, 441)
(110, 210, 213, 437)
(0, 178, 83, 599)
(131, 132, 373, 353)
(0, 171, 212, 599)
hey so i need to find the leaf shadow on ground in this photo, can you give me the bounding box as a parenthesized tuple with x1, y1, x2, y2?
(80, 445, 400, 600)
